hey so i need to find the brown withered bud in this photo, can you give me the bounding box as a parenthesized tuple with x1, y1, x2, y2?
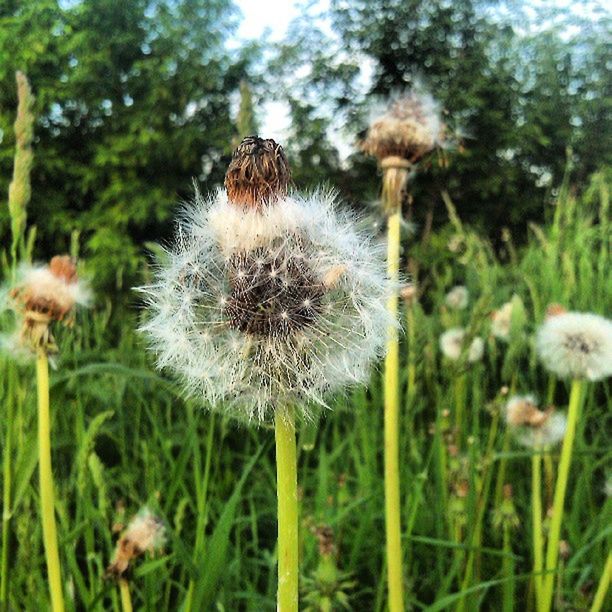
(224, 136, 291, 208)
(546, 303, 567, 319)
(49, 255, 78, 284)
(313, 524, 336, 558)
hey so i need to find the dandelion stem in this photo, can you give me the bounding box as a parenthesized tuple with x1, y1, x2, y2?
(502, 521, 515, 612)
(37, 349, 65, 612)
(590, 553, 611, 612)
(0, 364, 14, 609)
(384, 205, 405, 612)
(275, 407, 299, 612)
(540, 378, 584, 612)
(119, 578, 133, 612)
(531, 452, 544, 608)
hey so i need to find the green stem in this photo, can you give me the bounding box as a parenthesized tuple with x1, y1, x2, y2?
(590, 553, 611, 612)
(541, 378, 584, 612)
(531, 452, 544, 609)
(119, 578, 133, 612)
(384, 208, 405, 612)
(37, 350, 65, 612)
(275, 407, 299, 612)
(454, 374, 466, 447)
(502, 523, 514, 612)
(1, 364, 14, 610)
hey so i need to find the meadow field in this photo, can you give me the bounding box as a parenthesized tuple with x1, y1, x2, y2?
(0, 1, 611, 611)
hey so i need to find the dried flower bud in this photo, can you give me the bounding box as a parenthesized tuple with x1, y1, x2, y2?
(224, 136, 291, 209)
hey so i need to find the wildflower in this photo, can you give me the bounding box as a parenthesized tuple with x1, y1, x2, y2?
(445, 285, 469, 310)
(3, 255, 90, 353)
(440, 327, 484, 363)
(504, 395, 566, 449)
(106, 507, 166, 578)
(361, 89, 444, 162)
(140, 137, 390, 423)
(536, 312, 612, 381)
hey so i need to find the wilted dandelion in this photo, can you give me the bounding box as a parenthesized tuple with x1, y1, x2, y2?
(4, 256, 90, 354)
(1, 255, 89, 612)
(106, 506, 167, 578)
(106, 507, 166, 612)
(360, 86, 445, 612)
(439, 328, 484, 363)
(141, 136, 389, 611)
(445, 285, 469, 310)
(361, 89, 444, 163)
(504, 395, 566, 449)
(536, 311, 612, 382)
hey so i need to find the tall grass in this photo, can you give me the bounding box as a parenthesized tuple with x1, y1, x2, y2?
(0, 157, 610, 609)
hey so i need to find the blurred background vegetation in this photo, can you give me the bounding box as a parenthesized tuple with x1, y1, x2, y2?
(0, 0, 610, 292)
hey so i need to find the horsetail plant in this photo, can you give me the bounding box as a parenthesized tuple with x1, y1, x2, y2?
(361, 89, 445, 611)
(4, 256, 90, 612)
(140, 136, 390, 610)
(535, 311, 612, 612)
(1, 70, 35, 611)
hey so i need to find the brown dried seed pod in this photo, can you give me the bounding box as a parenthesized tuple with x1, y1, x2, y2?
(224, 136, 291, 208)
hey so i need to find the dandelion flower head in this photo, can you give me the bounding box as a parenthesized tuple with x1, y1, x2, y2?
(361, 89, 444, 162)
(445, 285, 469, 310)
(491, 300, 514, 340)
(536, 311, 612, 381)
(140, 137, 391, 423)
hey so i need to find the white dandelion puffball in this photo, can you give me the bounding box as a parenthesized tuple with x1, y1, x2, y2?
(536, 312, 612, 381)
(140, 139, 390, 423)
(445, 285, 469, 310)
(440, 327, 484, 363)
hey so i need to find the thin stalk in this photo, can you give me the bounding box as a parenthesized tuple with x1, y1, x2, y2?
(454, 374, 466, 446)
(119, 578, 133, 612)
(0, 364, 14, 610)
(37, 349, 65, 612)
(275, 407, 298, 612)
(541, 378, 584, 612)
(502, 523, 515, 612)
(590, 553, 611, 612)
(531, 452, 544, 609)
(384, 205, 405, 612)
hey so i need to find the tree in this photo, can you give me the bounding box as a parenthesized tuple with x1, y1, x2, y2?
(0, 0, 244, 288)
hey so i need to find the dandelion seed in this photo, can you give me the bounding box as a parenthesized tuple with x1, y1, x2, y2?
(536, 312, 612, 381)
(445, 285, 469, 310)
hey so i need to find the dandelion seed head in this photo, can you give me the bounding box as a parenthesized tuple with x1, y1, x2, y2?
(439, 327, 484, 363)
(361, 89, 444, 161)
(140, 186, 391, 423)
(536, 312, 612, 381)
(491, 300, 514, 340)
(445, 285, 469, 310)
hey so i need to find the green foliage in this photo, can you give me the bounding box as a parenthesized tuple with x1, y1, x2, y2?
(0, 172, 609, 610)
(0, 0, 245, 289)
(271, 0, 611, 236)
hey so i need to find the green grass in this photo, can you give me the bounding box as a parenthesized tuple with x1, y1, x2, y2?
(1, 170, 610, 610)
